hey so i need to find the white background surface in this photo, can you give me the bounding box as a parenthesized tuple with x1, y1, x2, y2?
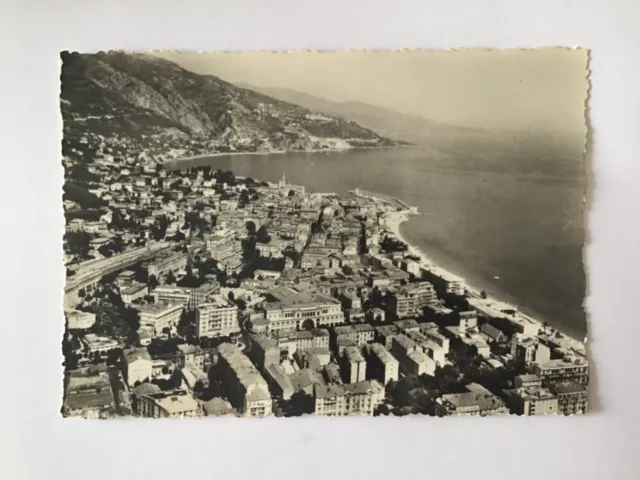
(1, 1, 639, 479)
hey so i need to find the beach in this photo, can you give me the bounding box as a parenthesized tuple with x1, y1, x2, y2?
(382, 208, 587, 355)
(181, 147, 587, 342)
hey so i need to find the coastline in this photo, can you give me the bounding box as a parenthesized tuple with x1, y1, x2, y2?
(382, 208, 587, 353)
(164, 144, 587, 353)
(165, 144, 411, 166)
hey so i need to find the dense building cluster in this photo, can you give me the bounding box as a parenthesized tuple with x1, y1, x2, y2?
(62, 139, 589, 418)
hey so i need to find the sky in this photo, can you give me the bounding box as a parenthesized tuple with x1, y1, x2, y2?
(153, 48, 588, 135)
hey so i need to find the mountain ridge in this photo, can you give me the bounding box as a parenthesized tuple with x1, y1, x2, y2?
(60, 51, 400, 159)
(236, 83, 585, 161)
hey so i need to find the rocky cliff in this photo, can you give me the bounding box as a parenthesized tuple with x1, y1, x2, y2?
(60, 51, 398, 155)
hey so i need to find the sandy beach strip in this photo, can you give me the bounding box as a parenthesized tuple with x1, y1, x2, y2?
(382, 208, 587, 354)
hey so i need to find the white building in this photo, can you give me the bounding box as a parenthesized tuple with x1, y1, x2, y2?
(263, 286, 345, 332)
(83, 334, 119, 356)
(366, 343, 399, 385)
(66, 310, 96, 330)
(195, 295, 240, 338)
(123, 348, 152, 387)
(217, 343, 272, 417)
(137, 390, 202, 418)
(136, 303, 184, 335)
(121, 284, 147, 304)
(314, 380, 384, 416)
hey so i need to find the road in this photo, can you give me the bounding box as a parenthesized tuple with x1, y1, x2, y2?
(65, 242, 171, 293)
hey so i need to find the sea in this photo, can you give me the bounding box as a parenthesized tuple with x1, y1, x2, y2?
(171, 147, 587, 340)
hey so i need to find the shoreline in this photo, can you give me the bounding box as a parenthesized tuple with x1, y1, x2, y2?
(163, 148, 586, 353)
(381, 208, 587, 352)
(165, 144, 411, 166)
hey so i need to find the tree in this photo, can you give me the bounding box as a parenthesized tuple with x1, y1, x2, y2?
(150, 215, 170, 241)
(170, 369, 183, 389)
(215, 169, 236, 186)
(285, 391, 314, 417)
(256, 226, 271, 244)
(106, 348, 122, 366)
(370, 286, 382, 308)
(63, 182, 107, 210)
(177, 309, 196, 339)
(380, 236, 407, 253)
(177, 265, 200, 288)
(92, 351, 102, 364)
(167, 230, 186, 242)
(122, 307, 141, 333)
(239, 190, 250, 207)
(68, 163, 100, 183)
(246, 221, 257, 236)
(98, 243, 114, 258)
(480, 290, 488, 299)
(374, 404, 390, 416)
(148, 274, 158, 290)
(235, 298, 247, 311)
(288, 189, 295, 198)
(228, 291, 236, 303)
(165, 270, 177, 285)
(216, 270, 228, 287)
(241, 235, 257, 263)
(65, 231, 92, 257)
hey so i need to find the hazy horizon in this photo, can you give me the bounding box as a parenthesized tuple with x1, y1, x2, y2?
(152, 48, 588, 137)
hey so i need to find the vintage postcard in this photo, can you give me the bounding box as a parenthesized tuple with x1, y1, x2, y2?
(60, 49, 589, 418)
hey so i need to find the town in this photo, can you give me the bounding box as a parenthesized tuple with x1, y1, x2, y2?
(61, 130, 589, 419)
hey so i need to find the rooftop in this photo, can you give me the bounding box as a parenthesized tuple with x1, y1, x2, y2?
(177, 344, 204, 356)
(535, 358, 589, 370)
(289, 368, 326, 393)
(83, 334, 119, 348)
(407, 350, 430, 365)
(392, 334, 417, 350)
(394, 319, 420, 330)
(551, 382, 588, 395)
(131, 383, 162, 397)
(65, 389, 114, 411)
(218, 343, 268, 391)
(375, 325, 399, 336)
(510, 386, 557, 402)
(343, 346, 365, 363)
(264, 286, 339, 309)
(265, 363, 294, 393)
(198, 294, 235, 309)
(123, 347, 152, 363)
(334, 323, 376, 336)
(315, 380, 384, 399)
(136, 302, 183, 315)
(367, 343, 398, 364)
(251, 333, 279, 351)
(121, 284, 147, 295)
(153, 392, 201, 415)
(516, 374, 541, 384)
(439, 389, 506, 413)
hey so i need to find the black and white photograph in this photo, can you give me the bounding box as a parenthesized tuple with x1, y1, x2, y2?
(60, 48, 589, 419)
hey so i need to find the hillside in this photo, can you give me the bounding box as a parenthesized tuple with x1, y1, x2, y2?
(60, 51, 398, 159)
(239, 84, 585, 162)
